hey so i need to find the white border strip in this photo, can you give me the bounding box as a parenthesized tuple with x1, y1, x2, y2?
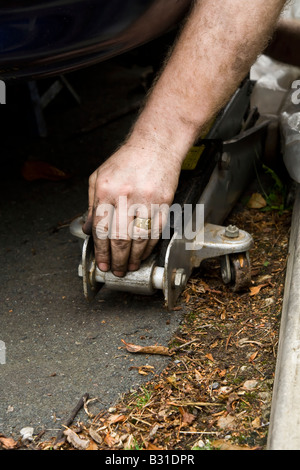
(268, 184, 300, 450)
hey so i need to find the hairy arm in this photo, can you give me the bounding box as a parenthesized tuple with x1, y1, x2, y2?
(131, 0, 286, 154)
(85, 0, 286, 276)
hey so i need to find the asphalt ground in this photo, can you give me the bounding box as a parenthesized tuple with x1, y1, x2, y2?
(0, 53, 184, 439)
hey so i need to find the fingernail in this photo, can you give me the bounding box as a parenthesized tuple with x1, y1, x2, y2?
(113, 271, 125, 277)
(128, 263, 140, 271)
(98, 263, 109, 272)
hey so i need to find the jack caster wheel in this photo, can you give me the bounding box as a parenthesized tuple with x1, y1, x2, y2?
(220, 252, 251, 292)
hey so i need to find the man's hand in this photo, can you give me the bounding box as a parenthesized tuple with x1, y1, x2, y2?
(83, 141, 183, 277)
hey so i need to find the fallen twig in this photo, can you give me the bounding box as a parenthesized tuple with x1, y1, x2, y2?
(53, 393, 89, 447)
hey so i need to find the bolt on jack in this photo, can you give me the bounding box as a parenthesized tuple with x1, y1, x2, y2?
(224, 224, 239, 238)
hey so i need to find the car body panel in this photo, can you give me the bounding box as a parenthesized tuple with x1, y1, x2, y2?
(0, 0, 191, 80)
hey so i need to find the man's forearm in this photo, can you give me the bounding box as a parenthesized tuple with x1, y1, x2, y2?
(128, 0, 286, 161)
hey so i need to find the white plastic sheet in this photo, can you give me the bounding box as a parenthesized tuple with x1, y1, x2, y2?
(250, 0, 300, 118)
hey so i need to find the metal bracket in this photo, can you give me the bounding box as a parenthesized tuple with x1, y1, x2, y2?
(163, 222, 253, 309)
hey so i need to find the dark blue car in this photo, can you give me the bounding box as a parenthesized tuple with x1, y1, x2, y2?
(0, 0, 191, 80)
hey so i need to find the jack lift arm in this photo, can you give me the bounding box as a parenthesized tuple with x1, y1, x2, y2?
(70, 78, 269, 310)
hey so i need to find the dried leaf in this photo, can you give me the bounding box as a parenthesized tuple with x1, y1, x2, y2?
(149, 424, 160, 439)
(121, 339, 170, 356)
(226, 393, 239, 414)
(249, 284, 268, 296)
(22, 160, 70, 182)
(166, 374, 178, 388)
(243, 379, 258, 390)
(0, 435, 18, 449)
(130, 365, 155, 375)
(87, 440, 98, 450)
(252, 417, 261, 429)
(249, 351, 258, 362)
(63, 428, 90, 450)
(140, 366, 154, 375)
(179, 407, 196, 426)
(104, 432, 118, 448)
(107, 414, 126, 425)
(88, 427, 103, 445)
(217, 415, 236, 430)
(147, 442, 164, 450)
(194, 369, 202, 382)
(205, 353, 214, 362)
(247, 193, 267, 209)
(212, 439, 253, 450)
(256, 274, 272, 283)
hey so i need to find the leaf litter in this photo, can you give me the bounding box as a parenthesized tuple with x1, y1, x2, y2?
(1, 190, 292, 451)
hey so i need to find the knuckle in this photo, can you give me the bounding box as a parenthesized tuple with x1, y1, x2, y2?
(162, 190, 174, 205)
(96, 181, 110, 200)
(140, 184, 154, 200)
(88, 172, 97, 186)
(118, 184, 133, 198)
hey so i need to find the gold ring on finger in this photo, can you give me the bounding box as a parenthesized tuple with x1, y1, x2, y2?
(134, 217, 151, 230)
